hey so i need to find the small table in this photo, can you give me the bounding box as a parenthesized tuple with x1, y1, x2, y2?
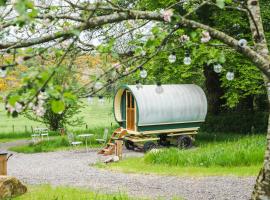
(77, 134, 94, 152)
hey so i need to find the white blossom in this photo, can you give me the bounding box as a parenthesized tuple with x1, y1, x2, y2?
(35, 106, 46, 117)
(201, 31, 211, 43)
(38, 92, 48, 100)
(179, 35, 190, 43)
(28, 102, 34, 109)
(15, 102, 23, 113)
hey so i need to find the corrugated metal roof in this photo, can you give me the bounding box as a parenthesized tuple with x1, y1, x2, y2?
(115, 84, 207, 126)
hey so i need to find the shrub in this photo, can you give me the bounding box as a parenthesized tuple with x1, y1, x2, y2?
(201, 112, 268, 134)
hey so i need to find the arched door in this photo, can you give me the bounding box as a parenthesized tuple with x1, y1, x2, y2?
(126, 91, 136, 131)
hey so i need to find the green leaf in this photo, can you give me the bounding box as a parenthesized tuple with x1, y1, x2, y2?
(219, 52, 226, 63)
(0, 0, 7, 6)
(216, 0, 225, 9)
(51, 100, 65, 114)
(8, 95, 20, 106)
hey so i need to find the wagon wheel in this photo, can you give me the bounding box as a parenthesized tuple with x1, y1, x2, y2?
(176, 135, 193, 149)
(158, 135, 170, 146)
(124, 140, 135, 150)
(143, 141, 157, 152)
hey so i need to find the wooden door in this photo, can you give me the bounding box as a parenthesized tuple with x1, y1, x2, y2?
(126, 91, 135, 131)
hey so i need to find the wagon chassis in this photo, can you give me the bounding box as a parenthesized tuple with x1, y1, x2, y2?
(123, 127, 198, 152)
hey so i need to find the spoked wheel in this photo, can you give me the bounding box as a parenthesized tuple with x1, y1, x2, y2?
(143, 141, 157, 152)
(124, 140, 135, 150)
(176, 135, 193, 149)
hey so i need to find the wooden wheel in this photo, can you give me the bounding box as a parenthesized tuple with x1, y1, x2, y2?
(176, 135, 193, 149)
(124, 140, 135, 150)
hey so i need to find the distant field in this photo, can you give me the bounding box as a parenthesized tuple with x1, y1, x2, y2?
(0, 98, 116, 134)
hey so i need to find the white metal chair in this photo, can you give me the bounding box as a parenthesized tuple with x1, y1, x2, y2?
(31, 128, 41, 143)
(67, 132, 83, 147)
(96, 128, 109, 144)
(40, 128, 49, 141)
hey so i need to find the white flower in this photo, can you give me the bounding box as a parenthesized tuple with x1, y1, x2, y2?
(38, 99, 45, 106)
(201, 31, 211, 43)
(15, 102, 23, 113)
(35, 106, 46, 117)
(28, 102, 34, 109)
(161, 9, 173, 22)
(38, 92, 48, 100)
(179, 35, 190, 43)
(125, 67, 130, 74)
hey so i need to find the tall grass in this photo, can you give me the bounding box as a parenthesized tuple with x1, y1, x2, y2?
(9, 137, 71, 153)
(145, 135, 265, 167)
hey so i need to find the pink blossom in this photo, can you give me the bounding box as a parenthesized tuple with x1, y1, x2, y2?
(201, 31, 211, 43)
(161, 9, 174, 22)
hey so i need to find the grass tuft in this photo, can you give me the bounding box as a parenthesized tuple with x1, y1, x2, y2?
(144, 135, 265, 167)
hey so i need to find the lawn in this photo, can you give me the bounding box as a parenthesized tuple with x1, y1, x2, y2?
(9, 126, 117, 153)
(14, 185, 146, 200)
(0, 98, 116, 135)
(96, 133, 265, 176)
(14, 185, 182, 200)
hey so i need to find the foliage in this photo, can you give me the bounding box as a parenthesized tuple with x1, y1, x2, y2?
(144, 134, 265, 167)
(14, 185, 145, 200)
(5, 65, 84, 130)
(201, 112, 268, 133)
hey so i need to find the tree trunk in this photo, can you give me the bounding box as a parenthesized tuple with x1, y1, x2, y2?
(203, 65, 225, 114)
(246, 0, 270, 199)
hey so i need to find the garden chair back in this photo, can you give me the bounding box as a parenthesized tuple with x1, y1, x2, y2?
(67, 132, 82, 147)
(96, 128, 109, 144)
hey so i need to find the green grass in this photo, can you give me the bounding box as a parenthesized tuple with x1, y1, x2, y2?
(145, 135, 265, 167)
(96, 157, 261, 176)
(0, 98, 116, 134)
(96, 133, 265, 176)
(14, 185, 147, 200)
(9, 137, 71, 153)
(8, 126, 117, 153)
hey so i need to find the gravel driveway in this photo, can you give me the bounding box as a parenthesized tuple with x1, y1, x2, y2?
(1, 140, 255, 200)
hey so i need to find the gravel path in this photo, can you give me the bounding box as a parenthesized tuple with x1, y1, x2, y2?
(1, 140, 255, 200)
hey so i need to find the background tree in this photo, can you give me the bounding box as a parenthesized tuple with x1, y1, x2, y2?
(0, 0, 270, 199)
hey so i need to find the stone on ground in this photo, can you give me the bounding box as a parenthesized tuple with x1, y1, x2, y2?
(0, 176, 27, 199)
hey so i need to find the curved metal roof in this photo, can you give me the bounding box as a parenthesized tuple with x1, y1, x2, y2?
(114, 84, 207, 126)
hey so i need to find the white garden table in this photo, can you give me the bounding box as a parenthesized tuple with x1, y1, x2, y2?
(77, 134, 93, 152)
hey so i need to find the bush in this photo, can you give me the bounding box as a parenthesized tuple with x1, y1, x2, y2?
(201, 112, 268, 133)
(144, 135, 265, 167)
